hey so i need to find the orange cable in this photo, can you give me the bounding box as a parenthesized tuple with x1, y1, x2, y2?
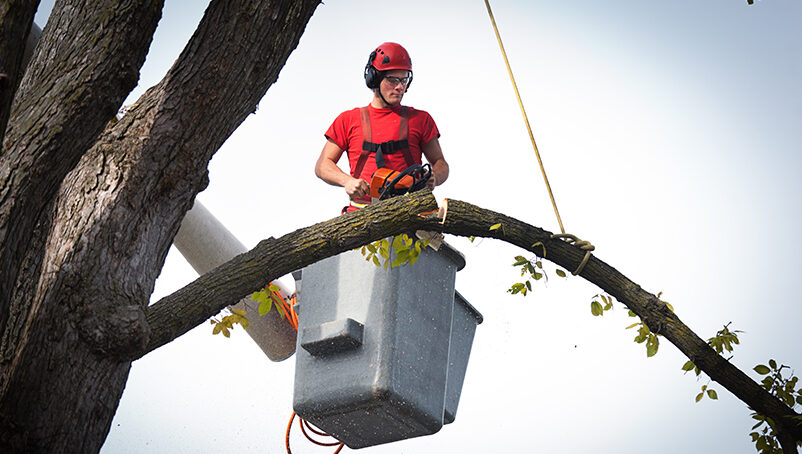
(281, 288, 341, 453)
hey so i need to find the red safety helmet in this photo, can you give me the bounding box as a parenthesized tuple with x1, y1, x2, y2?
(364, 42, 413, 89)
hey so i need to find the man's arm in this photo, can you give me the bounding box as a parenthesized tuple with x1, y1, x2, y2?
(422, 137, 449, 189)
(315, 139, 370, 199)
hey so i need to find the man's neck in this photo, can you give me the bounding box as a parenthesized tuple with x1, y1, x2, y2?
(370, 95, 399, 110)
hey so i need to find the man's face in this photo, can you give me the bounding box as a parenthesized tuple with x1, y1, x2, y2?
(378, 69, 411, 106)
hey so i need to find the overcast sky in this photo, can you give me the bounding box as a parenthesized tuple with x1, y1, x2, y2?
(35, 1, 802, 452)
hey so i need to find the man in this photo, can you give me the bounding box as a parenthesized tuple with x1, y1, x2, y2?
(315, 42, 449, 212)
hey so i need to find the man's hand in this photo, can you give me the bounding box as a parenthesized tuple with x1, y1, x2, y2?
(426, 172, 438, 190)
(345, 177, 370, 199)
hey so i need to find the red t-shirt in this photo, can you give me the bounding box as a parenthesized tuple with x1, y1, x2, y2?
(325, 104, 440, 185)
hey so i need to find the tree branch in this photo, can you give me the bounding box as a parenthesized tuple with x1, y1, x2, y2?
(0, 0, 163, 336)
(142, 193, 802, 444)
(141, 191, 438, 358)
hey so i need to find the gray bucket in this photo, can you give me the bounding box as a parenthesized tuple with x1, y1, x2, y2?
(292, 241, 481, 449)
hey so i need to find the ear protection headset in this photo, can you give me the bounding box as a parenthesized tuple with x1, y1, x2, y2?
(364, 50, 382, 89)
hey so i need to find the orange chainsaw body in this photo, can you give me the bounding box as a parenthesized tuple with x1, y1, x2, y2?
(370, 168, 414, 200)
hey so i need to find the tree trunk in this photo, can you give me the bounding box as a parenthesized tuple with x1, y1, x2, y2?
(0, 0, 320, 451)
(0, 0, 39, 145)
(0, 0, 164, 345)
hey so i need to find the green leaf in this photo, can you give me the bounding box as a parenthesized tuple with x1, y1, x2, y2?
(258, 299, 271, 316)
(646, 335, 659, 357)
(468, 236, 476, 243)
(707, 389, 718, 400)
(372, 255, 381, 267)
(555, 269, 566, 278)
(513, 256, 529, 266)
(625, 322, 640, 330)
(272, 304, 284, 320)
(489, 223, 501, 231)
(392, 253, 408, 268)
(754, 365, 771, 375)
(682, 360, 695, 371)
(695, 392, 703, 403)
(590, 301, 603, 316)
(769, 359, 777, 370)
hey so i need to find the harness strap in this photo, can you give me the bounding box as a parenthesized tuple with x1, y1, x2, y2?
(352, 106, 414, 179)
(352, 107, 373, 178)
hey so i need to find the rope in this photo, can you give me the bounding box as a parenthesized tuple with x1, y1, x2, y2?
(483, 0, 565, 235)
(551, 234, 594, 275)
(484, 1, 598, 270)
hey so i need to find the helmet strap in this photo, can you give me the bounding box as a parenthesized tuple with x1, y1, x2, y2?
(374, 87, 398, 108)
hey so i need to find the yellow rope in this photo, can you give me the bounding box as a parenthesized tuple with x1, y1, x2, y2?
(551, 234, 595, 275)
(485, 1, 599, 274)
(483, 0, 565, 234)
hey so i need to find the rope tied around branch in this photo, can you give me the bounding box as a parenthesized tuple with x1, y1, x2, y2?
(551, 233, 595, 275)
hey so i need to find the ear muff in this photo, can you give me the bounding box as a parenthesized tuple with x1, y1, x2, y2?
(364, 50, 382, 89)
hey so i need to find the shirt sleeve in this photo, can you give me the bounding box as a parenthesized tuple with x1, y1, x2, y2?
(420, 110, 440, 145)
(324, 111, 350, 151)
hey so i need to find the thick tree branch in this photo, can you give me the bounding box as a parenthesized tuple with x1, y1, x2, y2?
(142, 193, 802, 445)
(142, 192, 438, 358)
(440, 198, 802, 445)
(0, 0, 163, 336)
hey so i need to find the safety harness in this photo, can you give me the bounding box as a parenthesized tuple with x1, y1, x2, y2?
(351, 106, 415, 179)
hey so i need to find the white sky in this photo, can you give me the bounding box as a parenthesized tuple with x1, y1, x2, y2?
(34, 1, 802, 453)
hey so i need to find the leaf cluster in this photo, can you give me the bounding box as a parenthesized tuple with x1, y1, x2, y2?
(624, 296, 673, 359)
(210, 309, 250, 338)
(251, 283, 287, 318)
(590, 294, 613, 316)
(359, 233, 429, 269)
(693, 384, 718, 403)
(625, 310, 660, 358)
(749, 360, 802, 453)
(507, 243, 566, 297)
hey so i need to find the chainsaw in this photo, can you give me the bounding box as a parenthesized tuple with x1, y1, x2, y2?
(369, 164, 432, 201)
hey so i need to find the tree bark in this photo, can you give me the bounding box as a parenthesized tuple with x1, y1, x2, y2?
(0, 0, 39, 145)
(0, 0, 164, 342)
(0, 0, 320, 451)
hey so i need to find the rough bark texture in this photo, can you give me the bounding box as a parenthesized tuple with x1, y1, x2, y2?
(0, 0, 321, 452)
(0, 0, 39, 145)
(0, 0, 164, 343)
